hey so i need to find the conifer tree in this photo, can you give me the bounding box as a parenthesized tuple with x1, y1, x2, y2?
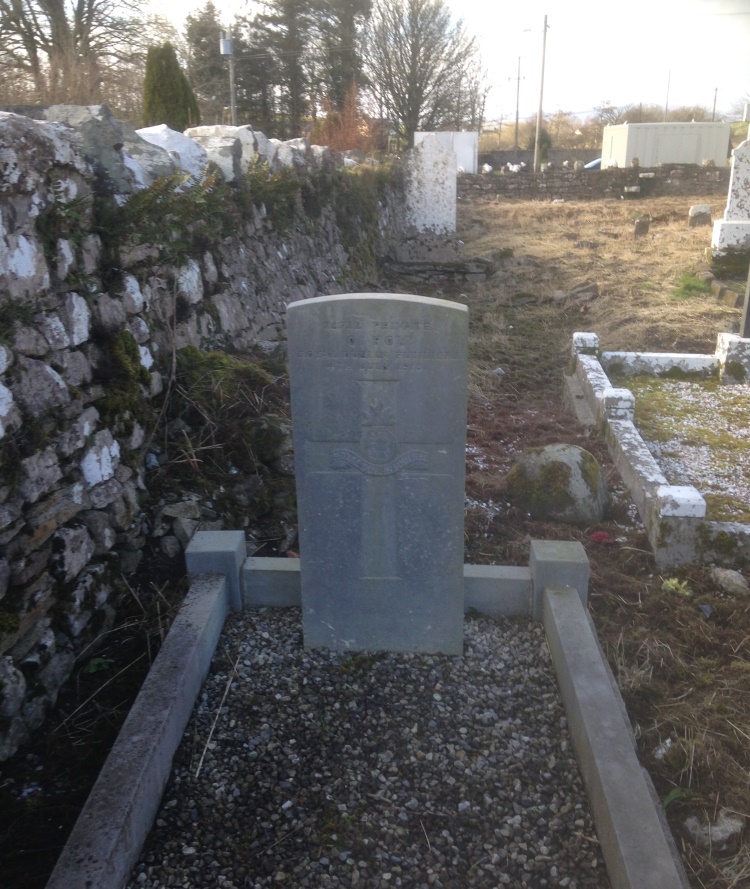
(143, 43, 201, 131)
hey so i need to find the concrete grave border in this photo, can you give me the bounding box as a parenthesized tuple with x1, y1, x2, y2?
(46, 531, 688, 889)
(565, 332, 750, 567)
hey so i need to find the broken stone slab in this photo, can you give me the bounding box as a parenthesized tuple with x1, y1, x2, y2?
(381, 257, 494, 282)
(551, 281, 600, 303)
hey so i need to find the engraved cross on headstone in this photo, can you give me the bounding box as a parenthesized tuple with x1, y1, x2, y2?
(308, 377, 446, 579)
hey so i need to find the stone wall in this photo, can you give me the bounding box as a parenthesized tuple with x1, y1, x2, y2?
(459, 165, 730, 202)
(0, 110, 406, 760)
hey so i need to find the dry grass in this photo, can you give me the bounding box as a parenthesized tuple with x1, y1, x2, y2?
(459, 195, 741, 352)
(452, 193, 749, 889)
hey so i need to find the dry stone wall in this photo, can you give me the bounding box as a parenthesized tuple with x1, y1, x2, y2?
(0, 109, 405, 760)
(459, 165, 730, 202)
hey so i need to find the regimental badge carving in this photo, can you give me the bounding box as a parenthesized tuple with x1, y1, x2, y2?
(361, 400, 395, 427)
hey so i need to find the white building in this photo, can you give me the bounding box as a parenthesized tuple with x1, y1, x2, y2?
(601, 122, 731, 168)
(414, 131, 478, 174)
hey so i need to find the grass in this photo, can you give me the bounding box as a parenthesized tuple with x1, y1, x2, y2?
(456, 193, 749, 889)
(670, 271, 713, 300)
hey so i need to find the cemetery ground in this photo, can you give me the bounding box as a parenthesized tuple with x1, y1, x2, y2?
(1, 192, 749, 888)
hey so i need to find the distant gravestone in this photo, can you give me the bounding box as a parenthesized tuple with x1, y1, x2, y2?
(712, 140, 750, 250)
(688, 204, 712, 228)
(287, 293, 468, 654)
(403, 137, 457, 234)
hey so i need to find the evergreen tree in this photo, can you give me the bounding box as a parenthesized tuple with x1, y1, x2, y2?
(257, 0, 316, 138)
(315, 0, 371, 114)
(143, 42, 201, 131)
(233, 19, 278, 134)
(185, 2, 227, 124)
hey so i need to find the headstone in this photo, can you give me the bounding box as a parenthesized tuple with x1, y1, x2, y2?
(287, 293, 468, 654)
(633, 215, 650, 237)
(712, 140, 750, 250)
(403, 137, 457, 234)
(688, 203, 711, 227)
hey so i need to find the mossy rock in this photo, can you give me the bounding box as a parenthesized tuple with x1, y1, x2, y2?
(505, 443, 608, 524)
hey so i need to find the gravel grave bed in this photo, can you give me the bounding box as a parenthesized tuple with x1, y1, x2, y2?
(629, 379, 750, 513)
(128, 609, 609, 889)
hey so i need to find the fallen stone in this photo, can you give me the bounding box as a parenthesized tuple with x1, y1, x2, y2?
(506, 443, 608, 524)
(709, 567, 749, 596)
(683, 808, 745, 852)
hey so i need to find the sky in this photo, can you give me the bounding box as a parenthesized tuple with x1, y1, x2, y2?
(149, 0, 750, 124)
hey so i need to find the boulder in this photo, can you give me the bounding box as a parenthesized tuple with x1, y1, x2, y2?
(42, 104, 137, 194)
(184, 125, 243, 182)
(506, 443, 608, 524)
(709, 566, 749, 596)
(137, 124, 209, 182)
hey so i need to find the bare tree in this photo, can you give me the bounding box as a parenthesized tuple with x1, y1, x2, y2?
(364, 0, 481, 147)
(0, 0, 144, 104)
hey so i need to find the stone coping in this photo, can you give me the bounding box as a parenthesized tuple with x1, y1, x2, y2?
(45, 574, 230, 889)
(44, 534, 688, 889)
(567, 332, 750, 567)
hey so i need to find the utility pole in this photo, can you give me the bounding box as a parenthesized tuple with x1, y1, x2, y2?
(664, 70, 671, 121)
(220, 30, 237, 126)
(712, 87, 718, 122)
(514, 56, 521, 151)
(533, 16, 549, 173)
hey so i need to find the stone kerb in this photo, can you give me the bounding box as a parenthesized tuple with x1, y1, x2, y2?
(567, 333, 750, 567)
(713, 140, 750, 251)
(287, 293, 468, 654)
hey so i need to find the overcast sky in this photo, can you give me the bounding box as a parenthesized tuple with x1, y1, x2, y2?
(151, 0, 750, 123)
(455, 0, 750, 122)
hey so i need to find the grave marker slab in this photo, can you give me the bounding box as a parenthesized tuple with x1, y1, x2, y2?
(713, 140, 750, 251)
(287, 293, 468, 654)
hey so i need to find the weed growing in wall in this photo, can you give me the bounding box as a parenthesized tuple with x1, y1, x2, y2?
(120, 169, 234, 265)
(35, 177, 92, 261)
(242, 161, 303, 232)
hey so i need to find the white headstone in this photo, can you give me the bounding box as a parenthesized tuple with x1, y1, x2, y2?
(403, 137, 457, 234)
(287, 293, 468, 654)
(712, 140, 750, 250)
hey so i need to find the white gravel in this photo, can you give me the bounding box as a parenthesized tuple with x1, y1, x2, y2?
(127, 609, 609, 889)
(633, 379, 750, 516)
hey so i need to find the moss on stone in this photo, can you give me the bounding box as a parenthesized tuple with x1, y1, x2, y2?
(0, 611, 20, 643)
(506, 459, 573, 516)
(723, 361, 746, 382)
(579, 450, 602, 497)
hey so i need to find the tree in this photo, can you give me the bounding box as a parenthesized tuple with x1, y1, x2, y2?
(0, 0, 144, 104)
(185, 2, 227, 124)
(143, 43, 201, 131)
(363, 0, 482, 147)
(314, 0, 371, 114)
(525, 121, 551, 161)
(257, 0, 317, 138)
(232, 15, 279, 133)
